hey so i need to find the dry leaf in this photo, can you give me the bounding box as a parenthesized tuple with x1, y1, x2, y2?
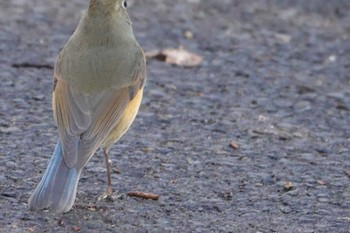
(146, 46, 202, 67)
(144, 49, 161, 58)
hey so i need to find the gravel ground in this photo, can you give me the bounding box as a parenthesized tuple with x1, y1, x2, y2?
(1, 0, 350, 232)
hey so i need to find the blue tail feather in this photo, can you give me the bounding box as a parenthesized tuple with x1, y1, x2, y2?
(28, 141, 81, 213)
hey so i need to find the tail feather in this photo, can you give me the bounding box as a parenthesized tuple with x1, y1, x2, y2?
(28, 141, 81, 213)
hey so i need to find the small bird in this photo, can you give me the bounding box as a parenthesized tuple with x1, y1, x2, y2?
(28, 0, 146, 213)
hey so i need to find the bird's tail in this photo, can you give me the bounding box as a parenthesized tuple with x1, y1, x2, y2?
(28, 141, 82, 213)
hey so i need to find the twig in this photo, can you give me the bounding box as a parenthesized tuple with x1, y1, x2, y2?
(127, 191, 160, 200)
(11, 62, 54, 69)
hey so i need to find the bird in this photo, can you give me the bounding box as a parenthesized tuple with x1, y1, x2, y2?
(28, 0, 146, 213)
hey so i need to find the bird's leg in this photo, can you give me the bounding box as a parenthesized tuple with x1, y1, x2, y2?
(98, 149, 113, 200)
(104, 148, 113, 195)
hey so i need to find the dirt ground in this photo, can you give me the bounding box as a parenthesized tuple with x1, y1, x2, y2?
(1, 0, 350, 232)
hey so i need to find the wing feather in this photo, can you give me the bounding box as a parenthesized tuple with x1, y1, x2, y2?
(52, 53, 145, 169)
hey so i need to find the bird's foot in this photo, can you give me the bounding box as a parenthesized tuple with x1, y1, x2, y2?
(98, 186, 114, 201)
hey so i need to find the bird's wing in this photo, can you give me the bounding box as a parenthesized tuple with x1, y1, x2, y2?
(52, 55, 146, 169)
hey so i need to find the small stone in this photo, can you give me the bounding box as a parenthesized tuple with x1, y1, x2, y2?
(71, 226, 81, 232)
(317, 180, 327, 185)
(229, 141, 239, 149)
(283, 181, 294, 192)
(184, 30, 193, 39)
